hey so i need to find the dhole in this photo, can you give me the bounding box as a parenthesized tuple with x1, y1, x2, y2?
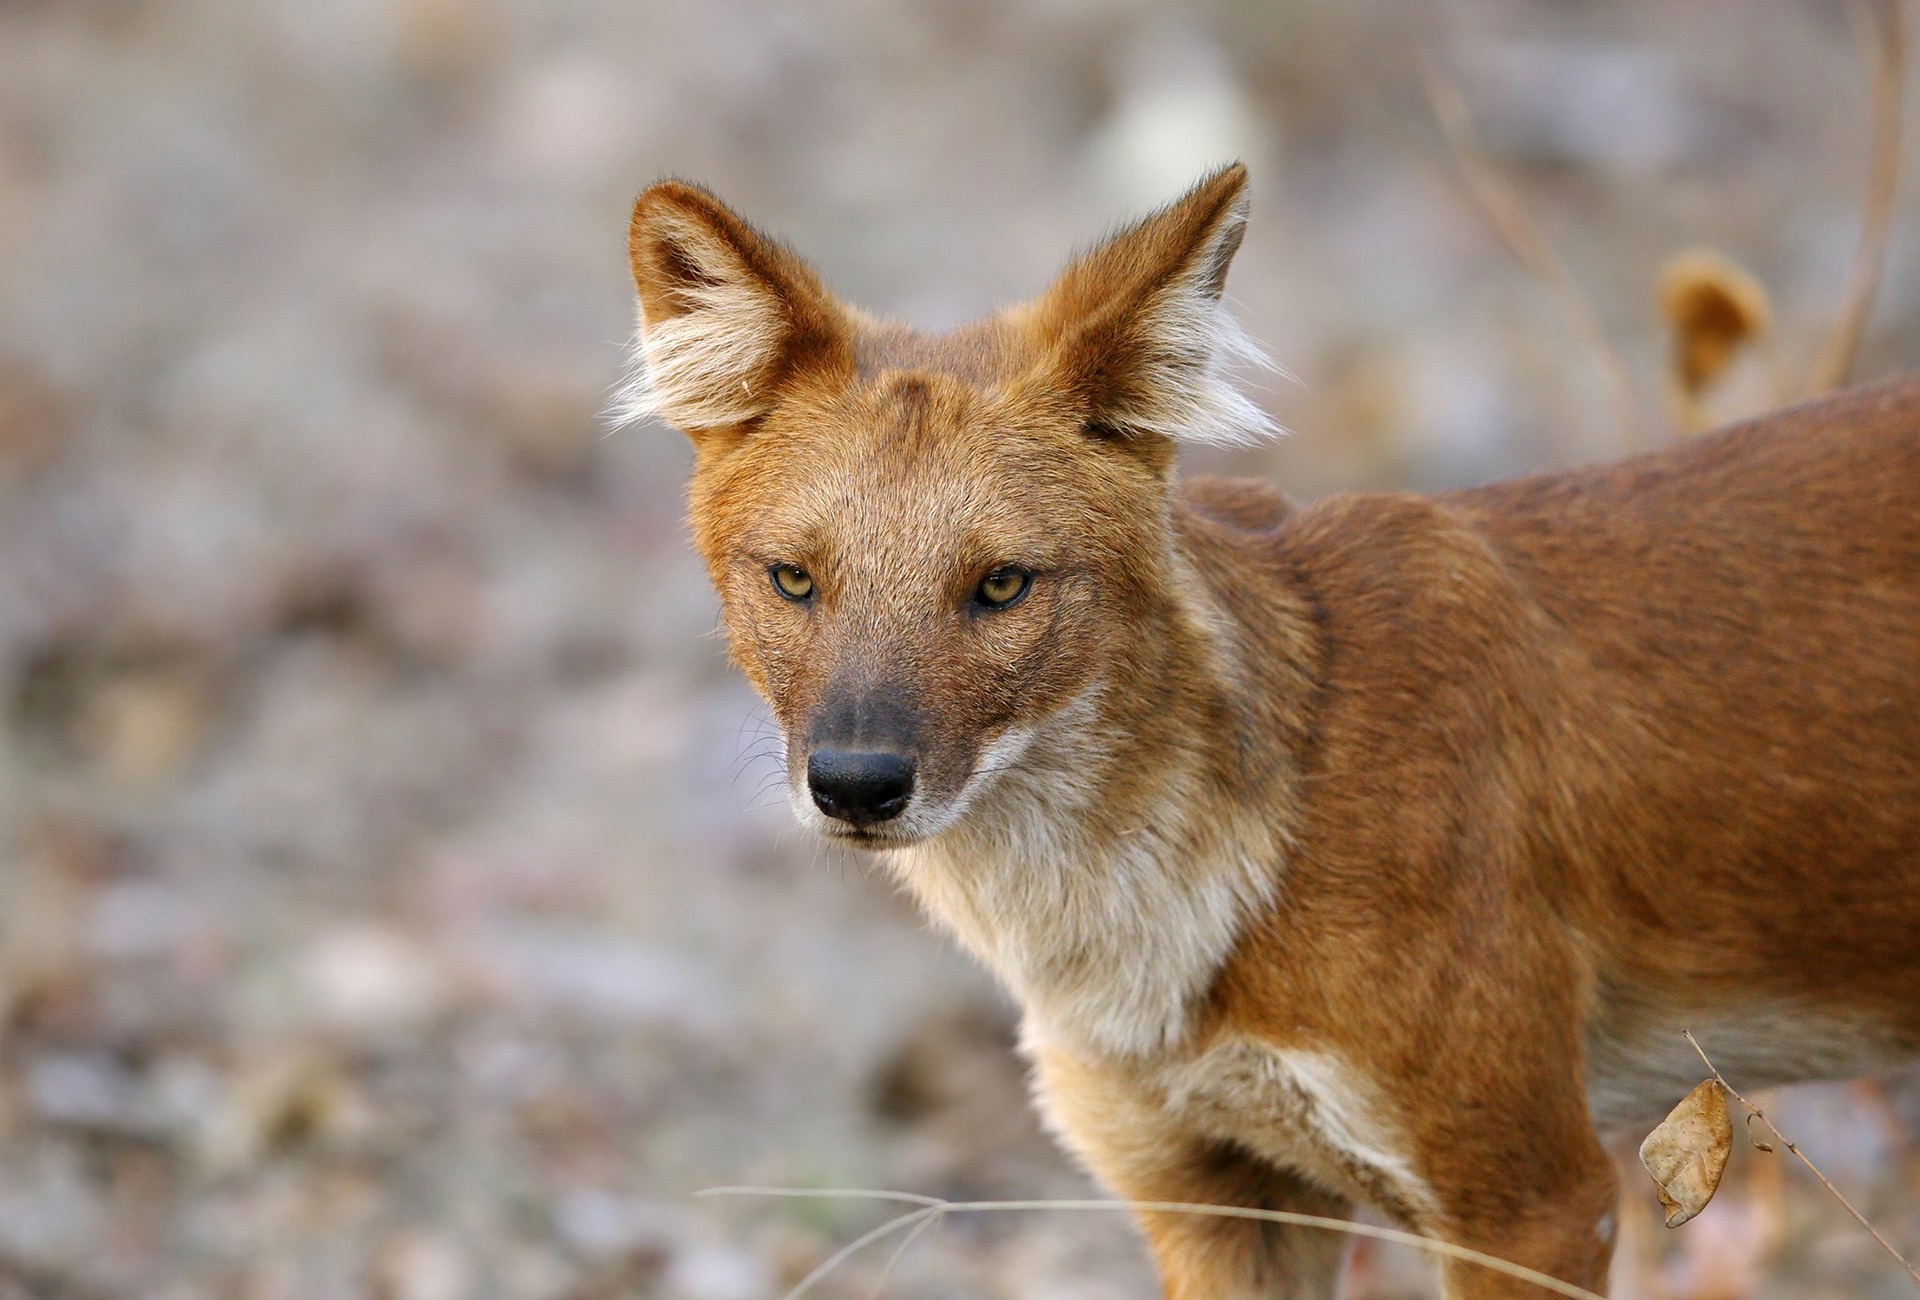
(622, 164, 1920, 1297)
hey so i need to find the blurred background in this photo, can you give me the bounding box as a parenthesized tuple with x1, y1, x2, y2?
(1, 0, 1917, 1296)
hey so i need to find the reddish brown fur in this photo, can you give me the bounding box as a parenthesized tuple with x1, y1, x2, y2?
(625, 165, 1920, 1297)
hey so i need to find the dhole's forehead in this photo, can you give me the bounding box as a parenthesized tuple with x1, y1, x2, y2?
(849, 317, 1029, 386)
(704, 368, 1152, 562)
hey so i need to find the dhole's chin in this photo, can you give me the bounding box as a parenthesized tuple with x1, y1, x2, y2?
(786, 784, 963, 850)
(792, 804, 932, 850)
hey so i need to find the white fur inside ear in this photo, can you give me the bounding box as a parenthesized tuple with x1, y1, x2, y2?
(1104, 209, 1286, 448)
(1126, 296, 1283, 448)
(610, 215, 788, 431)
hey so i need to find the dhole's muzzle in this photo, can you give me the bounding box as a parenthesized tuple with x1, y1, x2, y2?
(803, 683, 921, 829)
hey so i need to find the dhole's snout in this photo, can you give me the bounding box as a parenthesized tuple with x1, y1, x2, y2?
(807, 749, 915, 825)
(804, 685, 922, 831)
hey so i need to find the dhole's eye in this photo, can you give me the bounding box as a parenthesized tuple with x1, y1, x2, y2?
(974, 567, 1032, 611)
(769, 564, 814, 601)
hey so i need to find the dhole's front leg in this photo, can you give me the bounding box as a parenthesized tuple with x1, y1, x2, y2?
(1033, 1045, 1350, 1299)
(1134, 1147, 1351, 1300)
(1034, 1024, 1619, 1299)
(1413, 1026, 1621, 1299)
(1422, 1123, 1620, 1300)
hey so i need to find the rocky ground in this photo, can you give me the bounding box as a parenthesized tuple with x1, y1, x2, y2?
(1, 0, 1917, 1296)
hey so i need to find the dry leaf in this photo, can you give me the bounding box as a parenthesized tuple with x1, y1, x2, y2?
(1658, 249, 1772, 434)
(1640, 1078, 1734, 1227)
(1659, 249, 1771, 394)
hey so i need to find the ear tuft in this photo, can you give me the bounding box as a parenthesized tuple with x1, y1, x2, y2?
(1110, 286, 1281, 449)
(1028, 163, 1282, 448)
(615, 182, 834, 434)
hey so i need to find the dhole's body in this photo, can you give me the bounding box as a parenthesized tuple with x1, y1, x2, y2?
(623, 164, 1920, 1296)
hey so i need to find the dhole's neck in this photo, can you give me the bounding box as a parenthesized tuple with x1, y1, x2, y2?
(888, 520, 1315, 1061)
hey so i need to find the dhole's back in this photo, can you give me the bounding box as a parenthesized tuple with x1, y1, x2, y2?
(1217, 379, 1920, 1126)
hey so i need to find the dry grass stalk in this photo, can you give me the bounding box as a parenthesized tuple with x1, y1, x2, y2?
(702, 1185, 1611, 1300)
(1681, 1030, 1920, 1288)
(1808, 0, 1908, 394)
(1419, 55, 1647, 450)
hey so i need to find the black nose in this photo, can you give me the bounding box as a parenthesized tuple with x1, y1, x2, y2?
(808, 749, 915, 826)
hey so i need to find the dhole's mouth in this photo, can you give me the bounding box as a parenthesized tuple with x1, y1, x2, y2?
(821, 822, 917, 850)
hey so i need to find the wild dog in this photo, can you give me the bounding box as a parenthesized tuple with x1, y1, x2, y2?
(620, 164, 1920, 1297)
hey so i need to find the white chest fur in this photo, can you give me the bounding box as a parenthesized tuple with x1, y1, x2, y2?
(896, 821, 1272, 1058)
(886, 684, 1279, 1059)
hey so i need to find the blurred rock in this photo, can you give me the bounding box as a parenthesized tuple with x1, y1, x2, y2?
(74, 659, 212, 788)
(24, 1051, 157, 1138)
(0, 357, 67, 488)
(0, 1141, 105, 1268)
(550, 1187, 678, 1262)
(476, 923, 731, 1035)
(397, 0, 501, 88)
(297, 925, 455, 1034)
(374, 1231, 474, 1300)
(1086, 21, 1265, 211)
(0, 818, 102, 1035)
(85, 878, 202, 961)
(661, 1243, 773, 1300)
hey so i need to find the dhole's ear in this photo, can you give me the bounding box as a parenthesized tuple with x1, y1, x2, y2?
(1026, 163, 1276, 447)
(618, 181, 843, 435)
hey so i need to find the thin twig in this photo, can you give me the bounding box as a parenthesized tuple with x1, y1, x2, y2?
(1809, 0, 1908, 393)
(1681, 1030, 1920, 1287)
(700, 1186, 1610, 1299)
(1419, 53, 1648, 450)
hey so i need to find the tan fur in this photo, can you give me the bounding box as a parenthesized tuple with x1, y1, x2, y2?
(625, 164, 1920, 1298)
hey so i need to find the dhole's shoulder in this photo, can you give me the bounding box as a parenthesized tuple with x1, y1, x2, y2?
(1177, 476, 1482, 568)
(1268, 489, 1503, 588)
(1179, 475, 1299, 536)
(1177, 479, 1443, 602)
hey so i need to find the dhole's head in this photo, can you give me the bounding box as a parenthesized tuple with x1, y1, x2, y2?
(622, 165, 1270, 848)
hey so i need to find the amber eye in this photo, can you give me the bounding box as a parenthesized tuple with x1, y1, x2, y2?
(974, 567, 1032, 610)
(770, 565, 814, 601)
